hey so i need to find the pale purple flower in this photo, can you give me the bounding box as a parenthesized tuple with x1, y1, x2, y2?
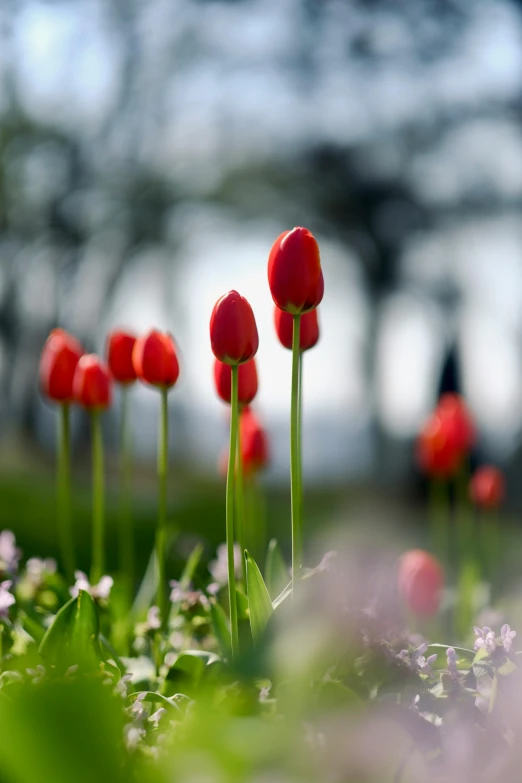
(500, 624, 516, 653)
(148, 707, 166, 727)
(0, 531, 21, 576)
(209, 543, 241, 584)
(397, 642, 437, 676)
(146, 606, 161, 631)
(26, 558, 57, 587)
(0, 580, 15, 618)
(70, 571, 113, 600)
(474, 626, 497, 654)
(446, 647, 459, 679)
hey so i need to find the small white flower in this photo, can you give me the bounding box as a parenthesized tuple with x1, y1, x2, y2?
(148, 707, 166, 727)
(124, 726, 145, 750)
(70, 571, 113, 601)
(0, 580, 15, 618)
(0, 531, 21, 576)
(501, 624, 516, 653)
(209, 543, 241, 584)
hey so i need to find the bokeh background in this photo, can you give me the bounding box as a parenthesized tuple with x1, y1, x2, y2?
(2, 0, 522, 572)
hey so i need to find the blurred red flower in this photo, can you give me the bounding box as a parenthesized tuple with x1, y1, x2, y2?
(268, 227, 324, 314)
(73, 355, 112, 410)
(107, 330, 137, 384)
(132, 330, 180, 388)
(213, 357, 258, 406)
(210, 291, 259, 365)
(40, 329, 83, 404)
(398, 549, 444, 618)
(240, 408, 269, 475)
(437, 393, 476, 453)
(274, 306, 320, 352)
(470, 466, 505, 510)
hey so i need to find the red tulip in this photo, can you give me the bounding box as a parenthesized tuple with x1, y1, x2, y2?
(268, 227, 324, 314)
(274, 306, 319, 352)
(417, 411, 463, 478)
(73, 355, 112, 410)
(398, 549, 444, 618)
(213, 358, 258, 406)
(40, 329, 83, 403)
(470, 466, 505, 510)
(132, 330, 180, 388)
(107, 329, 137, 384)
(210, 291, 259, 365)
(240, 408, 269, 475)
(437, 393, 475, 453)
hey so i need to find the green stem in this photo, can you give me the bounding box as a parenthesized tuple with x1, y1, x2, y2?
(90, 410, 105, 584)
(290, 314, 302, 595)
(157, 388, 169, 630)
(57, 404, 75, 583)
(428, 477, 449, 566)
(118, 386, 134, 593)
(297, 350, 303, 566)
(236, 418, 246, 583)
(227, 365, 240, 658)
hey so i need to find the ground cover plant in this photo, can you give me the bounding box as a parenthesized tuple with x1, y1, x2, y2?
(1, 227, 522, 783)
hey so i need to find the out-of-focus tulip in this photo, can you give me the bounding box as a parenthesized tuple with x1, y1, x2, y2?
(107, 330, 137, 384)
(417, 411, 463, 478)
(398, 549, 444, 618)
(210, 291, 259, 365)
(268, 227, 324, 314)
(240, 408, 269, 475)
(437, 393, 475, 453)
(40, 329, 83, 403)
(213, 358, 258, 406)
(274, 306, 320, 352)
(470, 466, 505, 510)
(132, 330, 180, 388)
(73, 355, 112, 410)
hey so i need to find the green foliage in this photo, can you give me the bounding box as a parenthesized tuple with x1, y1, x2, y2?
(245, 551, 273, 645)
(39, 590, 102, 671)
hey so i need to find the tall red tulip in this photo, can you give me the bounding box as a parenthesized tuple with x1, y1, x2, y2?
(274, 306, 319, 352)
(73, 355, 112, 410)
(417, 411, 463, 478)
(470, 466, 505, 510)
(213, 358, 258, 406)
(268, 227, 324, 314)
(210, 291, 259, 365)
(437, 393, 475, 454)
(107, 330, 137, 384)
(132, 330, 180, 388)
(398, 549, 444, 618)
(40, 329, 83, 403)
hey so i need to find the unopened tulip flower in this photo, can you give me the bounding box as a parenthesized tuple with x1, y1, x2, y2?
(39, 329, 83, 582)
(73, 355, 112, 584)
(107, 330, 137, 385)
(40, 328, 83, 403)
(437, 393, 475, 454)
(470, 466, 505, 510)
(133, 329, 180, 628)
(274, 306, 319, 352)
(132, 330, 180, 388)
(209, 291, 259, 365)
(417, 411, 463, 479)
(267, 227, 324, 314)
(73, 355, 112, 409)
(107, 329, 138, 596)
(240, 408, 269, 475)
(398, 549, 444, 618)
(213, 357, 258, 406)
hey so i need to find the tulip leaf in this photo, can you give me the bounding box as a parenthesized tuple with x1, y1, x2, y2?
(265, 539, 289, 600)
(39, 590, 102, 670)
(245, 551, 273, 645)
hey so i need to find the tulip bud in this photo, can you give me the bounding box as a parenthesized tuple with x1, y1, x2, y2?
(132, 330, 180, 388)
(73, 355, 112, 410)
(107, 329, 137, 384)
(240, 408, 269, 475)
(268, 227, 324, 314)
(40, 329, 83, 403)
(213, 358, 258, 406)
(470, 466, 505, 510)
(437, 393, 475, 453)
(417, 411, 463, 478)
(274, 306, 319, 352)
(210, 291, 259, 365)
(398, 549, 443, 618)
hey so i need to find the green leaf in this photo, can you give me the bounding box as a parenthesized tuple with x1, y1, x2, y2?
(265, 539, 289, 600)
(210, 601, 231, 657)
(245, 551, 273, 645)
(179, 542, 204, 589)
(166, 650, 219, 686)
(39, 590, 102, 670)
(472, 647, 493, 679)
(130, 691, 183, 713)
(272, 581, 292, 610)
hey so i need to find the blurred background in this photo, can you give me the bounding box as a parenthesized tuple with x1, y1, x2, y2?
(2, 0, 522, 570)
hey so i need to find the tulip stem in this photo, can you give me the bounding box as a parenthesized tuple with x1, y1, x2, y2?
(429, 477, 449, 565)
(57, 403, 75, 584)
(157, 387, 169, 630)
(291, 314, 303, 595)
(227, 365, 240, 658)
(236, 418, 246, 583)
(90, 409, 105, 584)
(118, 386, 134, 595)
